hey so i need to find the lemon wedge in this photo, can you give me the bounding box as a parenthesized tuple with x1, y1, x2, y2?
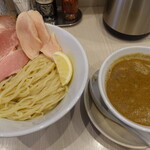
(53, 51, 73, 86)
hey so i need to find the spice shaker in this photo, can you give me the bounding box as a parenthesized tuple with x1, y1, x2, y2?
(62, 0, 78, 20)
(35, 0, 57, 21)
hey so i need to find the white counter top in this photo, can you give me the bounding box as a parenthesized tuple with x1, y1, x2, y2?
(1, 7, 150, 150)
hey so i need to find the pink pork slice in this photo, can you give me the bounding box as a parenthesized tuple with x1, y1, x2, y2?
(0, 29, 19, 59)
(25, 10, 61, 60)
(40, 33, 62, 59)
(0, 15, 16, 33)
(0, 50, 29, 82)
(27, 10, 49, 44)
(16, 12, 42, 60)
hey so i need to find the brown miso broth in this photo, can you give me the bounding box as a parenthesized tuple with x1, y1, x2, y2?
(106, 53, 150, 126)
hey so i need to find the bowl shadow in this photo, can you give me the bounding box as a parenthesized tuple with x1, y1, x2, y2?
(18, 107, 75, 149)
(18, 96, 89, 150)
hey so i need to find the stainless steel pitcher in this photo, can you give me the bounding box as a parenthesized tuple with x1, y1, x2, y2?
(103, 0, 150, 36)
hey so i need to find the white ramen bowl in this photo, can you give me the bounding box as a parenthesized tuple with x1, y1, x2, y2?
(0, 24, 88, 137)
(98, 46, 150, 133)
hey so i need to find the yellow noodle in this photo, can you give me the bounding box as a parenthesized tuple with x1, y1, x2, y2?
(0, 54, 68, 120)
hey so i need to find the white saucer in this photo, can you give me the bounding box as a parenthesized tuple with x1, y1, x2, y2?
(84, 84, 148, 149)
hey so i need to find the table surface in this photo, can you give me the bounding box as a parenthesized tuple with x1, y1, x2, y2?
(2, 6, 150, 150)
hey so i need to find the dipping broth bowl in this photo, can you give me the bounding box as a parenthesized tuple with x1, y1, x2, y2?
(98, 46, 150, 132)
